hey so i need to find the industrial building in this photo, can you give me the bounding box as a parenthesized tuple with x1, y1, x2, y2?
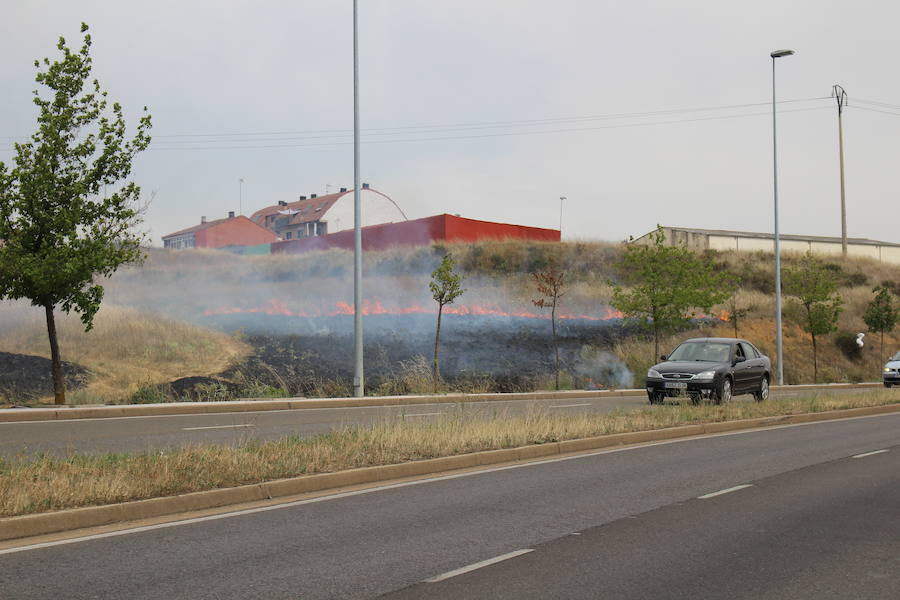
(272, 214, 560, 255)
(633, 226, 900, 265)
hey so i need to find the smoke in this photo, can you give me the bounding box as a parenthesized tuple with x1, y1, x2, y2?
(570, 345, 634, 389)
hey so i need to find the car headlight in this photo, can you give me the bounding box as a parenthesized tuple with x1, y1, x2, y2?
(694, 371, 716, 381)
(885, 367, 892, 372)
(647, 369, 662, 379)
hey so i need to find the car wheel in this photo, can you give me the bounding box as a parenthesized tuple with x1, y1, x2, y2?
(885, 382, 893, 388)
(715, 377, 732, 405)
(648, 392, 665, 405)
(753, 376, 769, 402)
(690, 394, 701, 406)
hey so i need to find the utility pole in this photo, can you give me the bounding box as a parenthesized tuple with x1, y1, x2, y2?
(832, 85, 848, 257)
(239, 177, 244, 215)
(352, 0, 364, 397)
(559, 196, 566, 238)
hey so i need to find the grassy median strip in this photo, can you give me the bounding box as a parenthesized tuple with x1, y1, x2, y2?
(2, 391, 898, 518)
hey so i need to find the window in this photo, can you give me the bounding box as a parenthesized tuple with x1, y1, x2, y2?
(285, 231, 292, 240)
(739, 342, 758, 359)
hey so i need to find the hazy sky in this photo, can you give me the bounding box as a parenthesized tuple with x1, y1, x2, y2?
(2, 1, 899, 245)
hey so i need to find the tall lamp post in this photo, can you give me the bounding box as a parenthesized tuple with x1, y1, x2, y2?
(832, 84, 848, 257)
(238, 177, 244, 215)
(771, 48, 794, 386)
(559, 196, 566, 238)
(352, 0, 364, 397)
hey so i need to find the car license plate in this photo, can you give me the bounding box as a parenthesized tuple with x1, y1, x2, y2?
(664, 381, 688, 389)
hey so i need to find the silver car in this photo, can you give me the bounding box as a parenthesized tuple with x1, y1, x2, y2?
(883, 351, 900, 387)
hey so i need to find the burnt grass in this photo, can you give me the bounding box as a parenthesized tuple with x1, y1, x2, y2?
(0, 352, 90, 404)
(190, 313, 639, 397)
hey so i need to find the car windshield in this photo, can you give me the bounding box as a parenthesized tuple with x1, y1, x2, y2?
(892, 351, 900, 361)
(667, 342, 732, 363)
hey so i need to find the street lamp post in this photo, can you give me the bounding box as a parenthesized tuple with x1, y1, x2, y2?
(559, 196, 566, 238)
(832, 84, 848, 257)
(238, 177, 244, 215)
(771, 48, 794, 386)
(353, 0, 364, 397)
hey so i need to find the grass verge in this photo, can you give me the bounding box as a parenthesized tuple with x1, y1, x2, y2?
(2, 391, 898, 518)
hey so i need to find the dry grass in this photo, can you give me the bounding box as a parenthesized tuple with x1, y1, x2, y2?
(1, 390, 897, 518)
(0, 301, 250, 404)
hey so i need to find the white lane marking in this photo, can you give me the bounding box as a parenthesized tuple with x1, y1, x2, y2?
(182, 424, 255, 431)
(402, 412, 441, 418)
(425, 549, 534, 583)
(698, 484, 753, 499)
(549, 403, 591, 409)
(852, 449, 888, 459)
(3, 413, 898, 554)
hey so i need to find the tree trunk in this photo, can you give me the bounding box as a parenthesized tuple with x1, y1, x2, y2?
(881, 331, 885, 360)
(812, 333, 818, 383)
(733, 314, 738, 338)
(551, 298, 559, 390)
(433, 304, 443, 393)
(44, 303, 66, 405)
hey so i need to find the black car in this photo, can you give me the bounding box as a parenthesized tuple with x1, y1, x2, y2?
(645, 337, 771, 405)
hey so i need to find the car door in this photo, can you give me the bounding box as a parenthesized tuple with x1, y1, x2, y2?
(732, 343, 753, 392)
(738, 342, 764, 390)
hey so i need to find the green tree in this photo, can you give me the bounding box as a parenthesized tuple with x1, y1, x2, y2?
(784, 253, 843, 383)
(429, 252, 465, 391)
(0, 24, 152, 404)
(532, 257, 566, 390)
(863, 286, 898, 358)
(610, 226, 733, 360)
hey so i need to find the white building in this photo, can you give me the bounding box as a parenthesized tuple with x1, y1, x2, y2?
(632, 226, 900, 265)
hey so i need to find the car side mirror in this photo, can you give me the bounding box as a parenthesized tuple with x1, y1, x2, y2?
(733, 356, 746, 364)
(660, 354, 668, 361)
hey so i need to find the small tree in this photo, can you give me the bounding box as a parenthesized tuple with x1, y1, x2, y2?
(429, 252, 465, 391)
(532, 257, 566, 390)
(610, 226, 733, 360)
(0, 24, 152, 404)
(863, 286, 898, 358)
(784, 253, 843, 383)
(726, 296, 752, 338)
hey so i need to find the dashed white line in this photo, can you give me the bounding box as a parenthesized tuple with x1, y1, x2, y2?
(425, 549, 534, 583)
(852, 449, 888, 459)
(403, 412, 441, 418)
(549, 403, 591, 409)
(182, 424, 255, 431)
(698, 484, 753, 499)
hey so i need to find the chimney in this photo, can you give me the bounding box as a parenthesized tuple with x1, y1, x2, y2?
(310, 193, 317, 199)
(299, 195, 307, 200)
(340, 187, 347, 193)
(362, 182, 370, 189)
(278, 200, 287, 206)
(228, 211, 235, 219)
(201, 216, 207, 224)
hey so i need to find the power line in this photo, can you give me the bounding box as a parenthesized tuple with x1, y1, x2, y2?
(854, 97, 900, 111)
(850, 104, 900, 118)
(137, 106, 833, 151)
(0, 96, 830, 143)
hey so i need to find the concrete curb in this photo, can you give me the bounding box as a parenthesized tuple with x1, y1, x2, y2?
(0, 383, 881, 423)
(1, 401, 897, 543)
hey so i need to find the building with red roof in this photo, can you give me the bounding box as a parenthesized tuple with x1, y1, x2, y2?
(162, 212, 277, 250)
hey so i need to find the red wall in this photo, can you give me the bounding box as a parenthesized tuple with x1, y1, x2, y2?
(272, 214, 559, 255)
(195, 217, 277, 249)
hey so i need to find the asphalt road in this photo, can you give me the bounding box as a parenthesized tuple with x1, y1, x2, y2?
(1, 413, 897, 599)
(0, 387, 875, 458)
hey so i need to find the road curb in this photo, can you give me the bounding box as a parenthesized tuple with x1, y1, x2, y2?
(0, 383, 881, 422)
(1, 402, 897, 543)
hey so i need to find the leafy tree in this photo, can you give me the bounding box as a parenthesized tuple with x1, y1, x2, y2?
(532, 257, 566, 390)
(429, 252, 465, 391)
(784, 253, 843, 383)
(610, 226, 734, 360)
(863, 286, 898, 358)
(0, 24, 152, 404)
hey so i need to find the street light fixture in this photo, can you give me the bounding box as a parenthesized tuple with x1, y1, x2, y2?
(771, 48, 794, 386)
(559, 196, 566, 238)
